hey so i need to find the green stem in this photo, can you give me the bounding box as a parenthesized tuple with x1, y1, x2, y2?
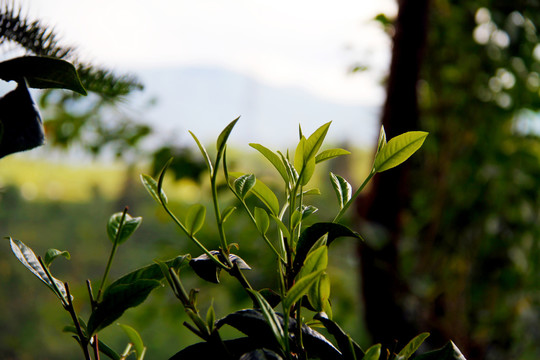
(333, 169, 376, 223)
(97, 208, 127, 302)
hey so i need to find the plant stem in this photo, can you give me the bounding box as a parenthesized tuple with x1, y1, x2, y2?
(333, 169, 375, 223)
(64, 282, 91, 360)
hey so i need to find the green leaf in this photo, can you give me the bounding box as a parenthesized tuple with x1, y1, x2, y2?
(294, 138, 317, 185)
(412, 341, 467, 360)
(315, 148, 351, 163)
(249, 143, 289, 183)
(9, 238, 68, 302)
(0, 56, 87, 95)
(43, 248, 70, 267)
(297, 246, 328, 280)
(373, 131, 428, 173)
(304, 122, 331, 163)
(248, 289, 286, 350)
(230, 172, 280, 216)
(107, 212, 142, 245)
(88, 280, 161, 335)
(118, 323, 146, 360)
(254, 207, 270, 235)
(363, 344, 381, 360)
(206, 300, 216, 332)
(330, 172, 352, 209)
(235, 174, 256, 199)
(185, 204, 206, 236)
(396, 333, 430, 360)
(376, 125, 387, 155)
(216, 117, 240, 162)
(109, 255, 190, 290)
(293, 223, 361, 276)
(221, 206, 237, 223)
(140, 174, 168, 204)
(270, 215, 290, 239)
(190, 131, 213, 174)
(301, 205, 318, 220)
(283, 269, 325, 310)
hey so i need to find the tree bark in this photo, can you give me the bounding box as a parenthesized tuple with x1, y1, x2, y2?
(357, 0, 430, 351)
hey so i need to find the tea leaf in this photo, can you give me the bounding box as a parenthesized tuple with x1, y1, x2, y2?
(412, 341, 467, 360)
(206, 300, 216, 332)
(363, 344, 381, 360)
(239, 349, 284, 359)
(376, 125, 387, 155)
(314, 312, 365, 359)
(270, 214, 290, 239)
(234, 174, 256, 199)
(9, 238, 68, 302)
(118, 323, 146, 360)
(315, 148, 350, 163)
(254, 207, 270, 235)
(185, 204, 206, 236)
(140, 174, 168, 204)
(303, 122, 331, 163)
(216, 117, 240, 162)
(396, 332, 430, 360)
(248, 289, 286, 350)
(330, 173, 352, 209)
(230, 172, 280, 216)
(190, 131, 213, 174)
(0, 56, 87, 95)
(221, 206, 237, 223)
(373, 131, 428, 173)
(43, 248, 70, 267)
(283, 269, 325, 310)
(88, 279, 161, 335)
(249, 143, 289, 183)
(107, 212, 142, 245)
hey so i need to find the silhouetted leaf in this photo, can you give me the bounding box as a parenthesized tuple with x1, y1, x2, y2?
(240, 349, 284, 360)
(314, 312, 365, 360)
(0, 56, 87, 95)
(413, 341, 467, 360)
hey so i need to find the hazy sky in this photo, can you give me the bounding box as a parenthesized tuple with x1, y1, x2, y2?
(21, 0, 396, 106)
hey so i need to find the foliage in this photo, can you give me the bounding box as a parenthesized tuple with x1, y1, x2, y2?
(7, 118, 466, 359)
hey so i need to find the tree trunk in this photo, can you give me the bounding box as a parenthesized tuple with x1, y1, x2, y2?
(357, 0, 430, 351)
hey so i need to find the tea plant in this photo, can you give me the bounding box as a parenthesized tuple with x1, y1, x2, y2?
(8, 119, 467, 359)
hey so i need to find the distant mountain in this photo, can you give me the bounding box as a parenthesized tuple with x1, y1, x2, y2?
(129, 66, 379, 149)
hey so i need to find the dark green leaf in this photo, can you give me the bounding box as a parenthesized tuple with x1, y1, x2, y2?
(373, 131, 428, 173)
(0, 56, 87, 95)
(330, 172, 352, 209)
(413, 341, 467, 360)
(314, 312, 365, 360)
(315, 148, 351, 163)
(43, 248, 70, 267)
(107, 212, 142, 245)
(396, 333, 430, 360)
(270, 215, 290, 239)
(170, 338, 262, 359)
(118, 323, 146, 360)
(235, 174, 256, 199)
(240, 349, 284, 360)
(216, 309, 342, 360)
(249, 143, 289, 183)
(293, 223, 362, 276)
(87, 279, 161, 335)
(9, 238, 68, 302)
(190, 251, 250, 283)
(258, 288, 281, 308)
(140, 174, 168, 204)
(185, 204, 206, 236)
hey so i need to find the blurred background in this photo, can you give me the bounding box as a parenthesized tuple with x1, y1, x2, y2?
(2, 0, 540, 359)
